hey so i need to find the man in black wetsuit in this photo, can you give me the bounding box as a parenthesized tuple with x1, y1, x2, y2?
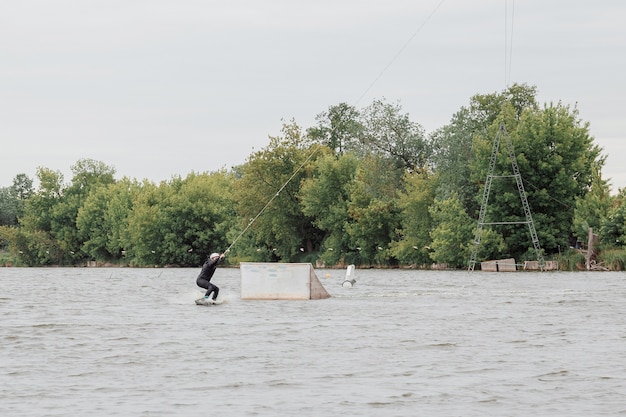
(196, 252, 224, 301)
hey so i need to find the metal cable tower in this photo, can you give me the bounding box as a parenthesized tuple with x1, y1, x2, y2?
(468, 122, 545, 271)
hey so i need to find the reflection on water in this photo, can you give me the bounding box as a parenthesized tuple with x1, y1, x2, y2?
(1, 268, 625, 416)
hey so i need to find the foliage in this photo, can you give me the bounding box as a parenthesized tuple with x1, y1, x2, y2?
(0, 226, 20, 265)
(306, 102, 363, 155)
(0, 89, 616, 269)
(77, 177, 141, 261)
(17, 160, 117, 264)
(0, 226, 62, 266)
(345, 154, 403, 266)
(469, 92, 603, 262)
(556, 248, 586, 271)
(233, 120, 322, 261)
(475, 228, 508, 263)
(0, 188, 19, 227)
(0, 226, 10, 250)
(429, 107, 479, 213)
(390, 171, 436, 266)
(122, 172, 235, 266)
(359, 99, 430, 171)
(512, 103, 601, 256)
(0, 250, 17, 266)
(0, 174, 34, 227)
(160, 172, 236, 265)
(572, 163, 612, 244)
(597, 247, 626, 271)
(468, 83, 538, 125)
(20, 167, 64, 233)
(428, 196, 474, 268)
(54, 159, 117, 259)
(430, 83, 540, 228)
(299, 152, 359, 265)
(600, 189, 626, 247)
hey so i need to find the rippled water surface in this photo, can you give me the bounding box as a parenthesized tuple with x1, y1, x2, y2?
(1, 267, 625, 416)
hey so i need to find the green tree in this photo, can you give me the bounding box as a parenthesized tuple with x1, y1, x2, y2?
(70, 159, 116, 189)
(429, 107, 479, 213)
(160, 171, 236, 266)
(77, 170, 235, 267)
(20, 167, 64, 233)
(432, 84, 539, 216)
(470, 93, 603, 261)
(307, 102, 363, 155)
(16, 167, 65, 265)
(0, 226, 62, 266)
(0, 187, 18, 227)
(429, 196, 474, 268)
(53, 159, 117, 261)
(600, 189, 626, 246)
(233, 121, 322, 261)
(344, 154, 403, 266)
(0, 225, 10, 251)
(103, 178, 141, 259)
(299, 151, 359, 265)
(76, 177, 141, 262)
(12, 173, 34, 201)
(359, 99, 430, 171)
(76, 184, 113, 260)
(513, 103, 601, 258)
(468, 83, 538, 125)
(18, 160, 116, 265)
(122, 180, 166, 265)
(0, 174, 34, 227)
(572, 163, 612, 245)
(390, 170, 436, 266)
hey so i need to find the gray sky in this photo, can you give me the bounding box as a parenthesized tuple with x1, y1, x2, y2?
(2, 0, 625, 192)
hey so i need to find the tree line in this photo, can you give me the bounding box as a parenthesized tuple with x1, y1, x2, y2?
(2, 84, 625, 269)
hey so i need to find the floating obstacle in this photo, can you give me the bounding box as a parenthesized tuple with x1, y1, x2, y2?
(481, 258, 517, 272)
(240, 262, 331, 300)
(342, 264, 356, 287)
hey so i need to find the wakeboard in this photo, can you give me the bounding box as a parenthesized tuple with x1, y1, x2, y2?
(195, 297, 223, 306)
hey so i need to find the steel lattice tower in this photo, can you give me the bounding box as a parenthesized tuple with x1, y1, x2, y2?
(468, 122, 545, 271)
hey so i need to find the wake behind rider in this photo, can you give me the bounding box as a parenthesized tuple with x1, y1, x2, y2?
(196, 252, 225, 301)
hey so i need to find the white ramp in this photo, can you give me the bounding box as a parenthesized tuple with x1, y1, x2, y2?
(240, 262, 331, 300)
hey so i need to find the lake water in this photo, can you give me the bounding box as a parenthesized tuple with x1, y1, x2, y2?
(1, 267, 625, 416)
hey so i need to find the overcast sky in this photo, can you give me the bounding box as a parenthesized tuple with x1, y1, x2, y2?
(2, 0, 625, 193)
